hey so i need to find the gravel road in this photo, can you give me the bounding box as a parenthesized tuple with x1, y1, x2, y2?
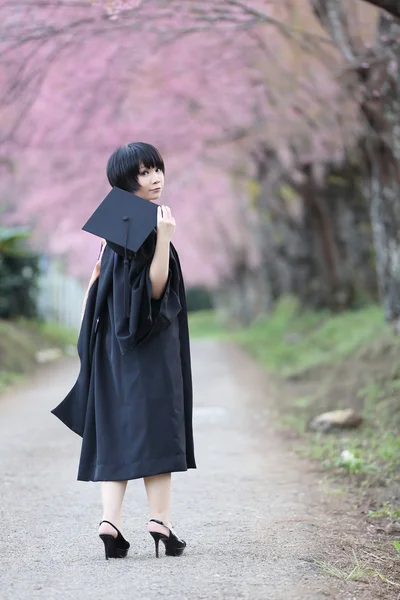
(0, 339, 343, 600)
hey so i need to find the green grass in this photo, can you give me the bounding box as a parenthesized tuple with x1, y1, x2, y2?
(229, 297, 387, 378)
(295, 379, 400, 487)
(188, 309, 226, 339)
(314, 555, 399, 587)
(22, 319, 79, 347)
(299, 431, 400, 480)
(0, 318, 78, 394)
(188, 298, 388, 379)
(188, 300, 400, 511)
(369, 503, 400, 520)
(230, 298, 400, 496)
(0, 371, 24, 393)
(0, 320, 40, 374)
(187, 299, 390, 382)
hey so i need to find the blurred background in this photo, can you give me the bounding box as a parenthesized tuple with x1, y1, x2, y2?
(1, 0, 400, 543)
(0, 2, 394, 327)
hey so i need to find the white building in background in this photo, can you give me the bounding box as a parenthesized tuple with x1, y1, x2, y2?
(37, 255, 86, 331)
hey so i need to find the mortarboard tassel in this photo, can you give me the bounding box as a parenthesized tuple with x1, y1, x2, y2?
(122, 216, 130, 319)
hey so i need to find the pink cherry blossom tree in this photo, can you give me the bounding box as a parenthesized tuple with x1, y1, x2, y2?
(79, 0, 400, 323)
(0, 0, 394, 323)
(2, 0, 340, 290)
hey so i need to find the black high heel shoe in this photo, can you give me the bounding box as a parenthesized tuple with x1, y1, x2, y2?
(98, 520, 130, 560)
(147, 518, 186, 558)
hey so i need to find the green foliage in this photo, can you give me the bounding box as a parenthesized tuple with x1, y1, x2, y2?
(230, 296, 386, 378)
(0, 371, 23, 393)
(189, 301, 400, 508)
(0, 318, 77, 394)
(297, 412, 400, 486)
(369, 503, 400, 520)
(21, 319, 78, 347)
(393, 541, 400, 557)
(0, 226, 31, 254)
(0, 320, 39, 373)
(281, 412, 307, 433)
(0, 319, 45, 393)
(187, 299, 387, 379)
(185, 286, 214, 312)
(0, 226, 39, 319)
(188, 310, 225, 339)
(314, 554, 398, 586)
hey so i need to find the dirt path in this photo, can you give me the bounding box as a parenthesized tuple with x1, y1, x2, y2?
(0, 339, 367, 599)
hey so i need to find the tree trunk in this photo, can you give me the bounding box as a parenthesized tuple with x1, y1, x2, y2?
(313, 1, 400, 322)
(367, 139, 400, 321)
(360, 12, 400, 321)
(247, 150, 376, 314)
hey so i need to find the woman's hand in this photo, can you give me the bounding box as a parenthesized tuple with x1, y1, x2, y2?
(157, 205, 175, 241)
(150, 207, 174, 299)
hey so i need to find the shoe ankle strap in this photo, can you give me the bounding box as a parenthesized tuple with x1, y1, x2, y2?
(99, 520, 121, 536)
(149, 518, 169, 529)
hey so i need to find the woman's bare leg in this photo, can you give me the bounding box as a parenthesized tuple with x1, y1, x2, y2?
(144, 473, 172, 528)
(144, 473, 186, 556)
(98, 481, 128, 537)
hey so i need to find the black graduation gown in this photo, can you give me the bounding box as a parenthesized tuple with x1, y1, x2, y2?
(51, 234, 196, 481)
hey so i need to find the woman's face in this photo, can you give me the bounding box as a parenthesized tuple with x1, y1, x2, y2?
(136, 164, 164, 201)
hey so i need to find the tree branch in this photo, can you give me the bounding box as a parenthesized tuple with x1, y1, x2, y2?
(312, 0, 356, 61)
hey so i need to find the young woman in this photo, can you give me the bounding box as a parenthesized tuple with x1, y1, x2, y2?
(51, 142, 196, 560)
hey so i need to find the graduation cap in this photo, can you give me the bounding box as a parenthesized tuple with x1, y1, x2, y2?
(82, 186, 159, 318)
(82, 186, 159, 253)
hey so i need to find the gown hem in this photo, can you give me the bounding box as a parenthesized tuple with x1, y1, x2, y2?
(77, 453, 195, 481)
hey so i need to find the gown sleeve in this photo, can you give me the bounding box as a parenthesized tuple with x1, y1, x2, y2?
(113, 248, 182, 355)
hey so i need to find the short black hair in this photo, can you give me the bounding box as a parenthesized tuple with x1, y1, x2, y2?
(106, 142, 165, 193)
